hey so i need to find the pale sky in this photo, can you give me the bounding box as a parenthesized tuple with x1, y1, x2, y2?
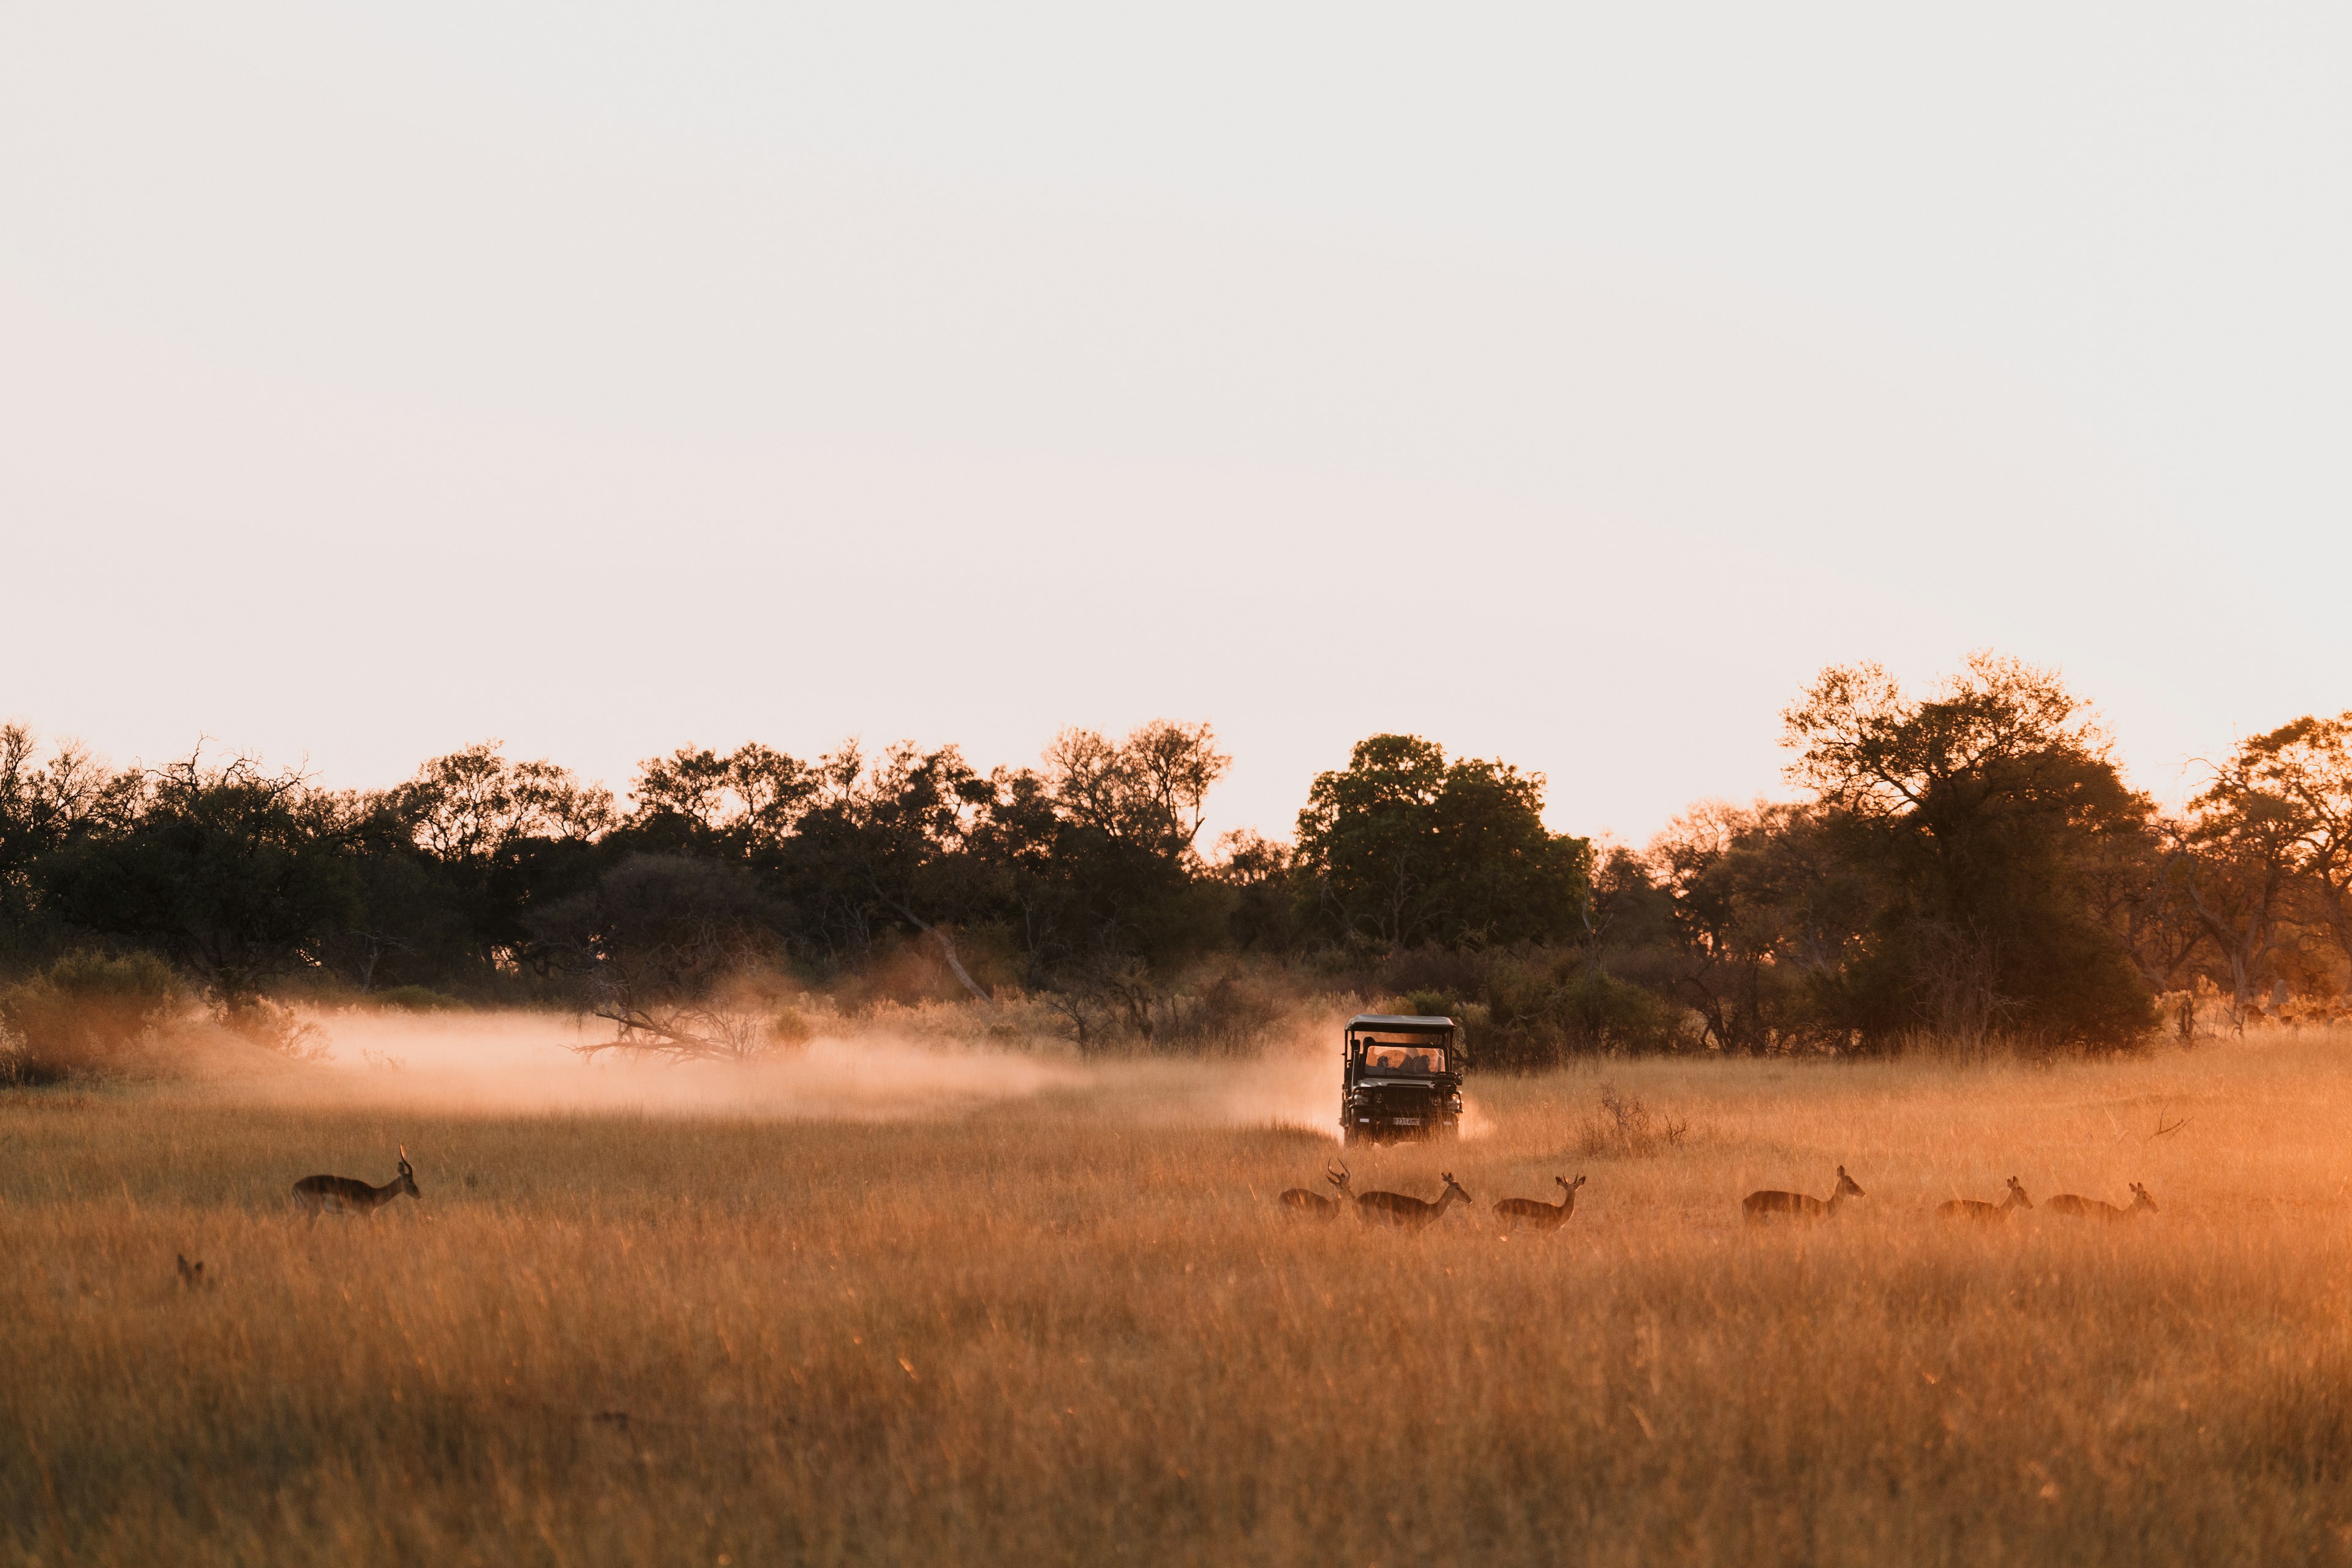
(2, 5, 2346, 846)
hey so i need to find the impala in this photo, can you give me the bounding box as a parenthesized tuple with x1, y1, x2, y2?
(1354, 1171, 1472, 1231)
(1278, 1161, 1352, 1218)
(1742, 1165, 1864, 1224)
(292, 1146, 420, 1218)
(2046, 1182, 2157, 1221)
(1494, 1174, 1585, 1233)
(1939, 1176, 2032, 1223)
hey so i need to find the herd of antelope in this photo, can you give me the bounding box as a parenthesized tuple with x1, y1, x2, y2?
(1280, 1161, 2162, 1231)
(273, 1147, 2160, 1235)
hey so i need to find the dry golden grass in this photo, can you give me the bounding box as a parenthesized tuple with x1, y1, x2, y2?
(9, 1030, 2352, 1566)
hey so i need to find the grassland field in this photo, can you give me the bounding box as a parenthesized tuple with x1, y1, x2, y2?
(8, 1023, 2352, 1567)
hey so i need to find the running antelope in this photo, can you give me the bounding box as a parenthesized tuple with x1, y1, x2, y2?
(1939, 1176, 2032, 1223)
(2046, 1182, 2157, 1221)
(1742, 1164, 1864, 1224)
(1354, 1171, 1472, 1231)
(292, 1146, 420, 1218)
(1494, 1174, 1585, 1233)
(1278, 1161, 1353, 1218)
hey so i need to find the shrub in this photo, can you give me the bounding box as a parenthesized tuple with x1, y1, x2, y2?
(216, 996, 330, 1062)
(0, 951, 189, 1083)
(1575, 1082, 1691, 1159)
(1396, 987, 1462, 1021)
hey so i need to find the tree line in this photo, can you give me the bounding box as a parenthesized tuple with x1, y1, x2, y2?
(4, 652, 2349, 1068)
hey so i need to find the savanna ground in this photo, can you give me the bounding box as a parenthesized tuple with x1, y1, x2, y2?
(7, 1021, 2352, 1567)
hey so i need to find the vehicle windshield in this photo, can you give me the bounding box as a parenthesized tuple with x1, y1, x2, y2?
(1353, 1036, 1449, 1073)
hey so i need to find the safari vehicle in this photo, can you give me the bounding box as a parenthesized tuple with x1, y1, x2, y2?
(1340, 1014, 1464, 1145)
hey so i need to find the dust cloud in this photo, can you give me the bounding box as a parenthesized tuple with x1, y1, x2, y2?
(225, 1011, 1358, 1133)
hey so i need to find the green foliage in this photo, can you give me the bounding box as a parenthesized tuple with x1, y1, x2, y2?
(1556, 966, 1686, 1055)
(1637, 802, 1865, 1053)
(1294, 734, 1593, 949)
(0, 950, 188, 1082)
(8, 663, 2346, 1063)
(1367, 951, 1691, 1069)
(1783, 654, 2157, 1051)
(1396, 986, 1460, 1020)
(36, 753, 361, 1002)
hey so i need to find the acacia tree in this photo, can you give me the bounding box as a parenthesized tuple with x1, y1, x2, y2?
(38, 751, 358, 1005)
(626, 742, 816, 854)
(396, 741, 614, 864)
(1643, 799, 1873, 1052)
(2172, 792, 2302, 1027)
(0, 725, 138, 965)
(1042, 720, 1227, 864)
(787, 742, 1000, 998)
(2166, 715, 2352, 1024)
(1782, 653, 2154, 1049)
(386, 741, 613, 974)
(1027, 720, 1229, 973)
(2232, 714, 2352, 970)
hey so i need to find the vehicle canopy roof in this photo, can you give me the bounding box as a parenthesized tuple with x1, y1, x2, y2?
(1345, 1014, 1457, 1033)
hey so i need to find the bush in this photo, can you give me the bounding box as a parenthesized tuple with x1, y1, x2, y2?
(1557, 965, 1688, 1055)
(1575, 1082, 1691, 1159)
(216, 996, 330, 1062)
(0, 951, 189, 1083)
(1395, 987, 1462, 1021)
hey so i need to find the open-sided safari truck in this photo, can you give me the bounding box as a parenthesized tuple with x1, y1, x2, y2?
(1340, 1014, 1464, 1145)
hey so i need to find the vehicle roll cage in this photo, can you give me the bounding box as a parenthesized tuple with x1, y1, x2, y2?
(1343, 1013, 1459, 1072)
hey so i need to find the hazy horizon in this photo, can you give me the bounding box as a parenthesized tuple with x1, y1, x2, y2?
(6, 6, 2346, 846)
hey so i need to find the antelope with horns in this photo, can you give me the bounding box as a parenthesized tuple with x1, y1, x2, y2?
(1278, 1161, 1353, 1219)
(2046, 1182, 2157, 1221)
(1494, 1174, 1586, 1233)
(1354, 1171, 1472, 1231)
(1939, 1177, 2032, 1223)
(292, 1146, 420, 1219)
(1742, 1164, 1864, 1224)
